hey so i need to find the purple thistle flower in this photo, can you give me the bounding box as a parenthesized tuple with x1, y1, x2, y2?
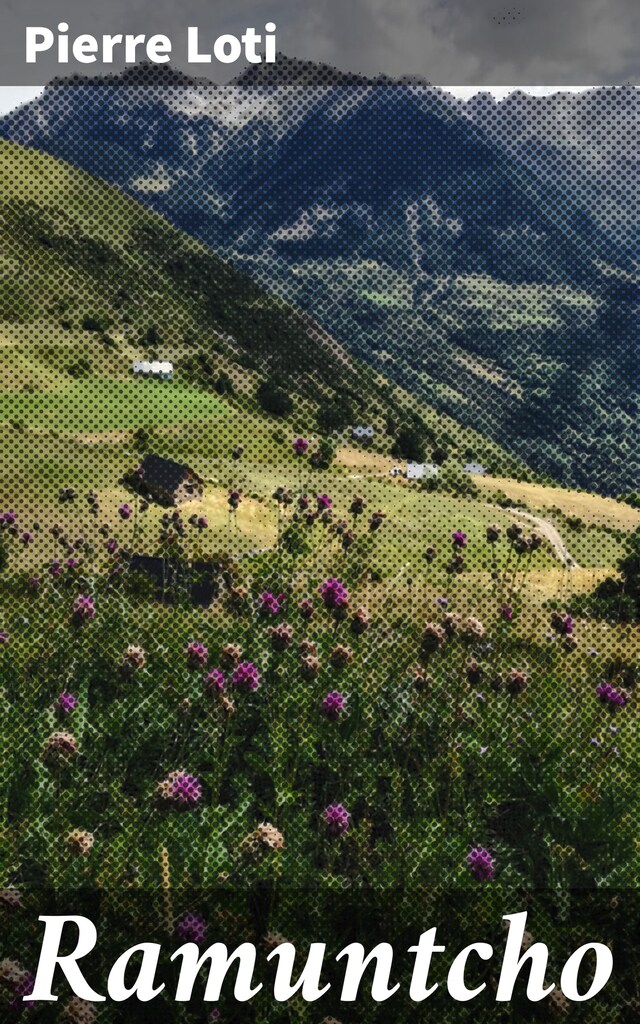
(321, 691, 347, 721)
(316, 493, 333, 511)
(65, 558, 80, 571)
(319, 577, 349, 610)
(292, 437, 309, 456)
(49, 560, 62, 578)
(175, 912, 208, 945)
(452, 530, 468, 549)
(20, 531, 33, 546)
(106, 538, 118, 554)
(435, 596, 449, 608)
(0, 510, 17, 527)
(9, 970, 36, 1012)
(185, 641, 209, 668)
(258, 591, 285, 616)
(595, 683, 627, 709)
(204, 669, 226, 693)
(118, 503, 133, 520)
(298, 598, 314, 619)
(72, 594, 95, 624)
(196, 516, 208, 530)
(57, 691, 78, 715)
(170, 772, 202, 810)
(232, 661, 261, 692)
(324, 803, 351, 837)
(0, 630, 9, 645)
(28, 576, 41, 592)
(467, 846, 495, 882)
(500, 605, 514, 621)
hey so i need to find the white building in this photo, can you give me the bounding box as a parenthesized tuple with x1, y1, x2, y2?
(407, 462, 439, 480)
(351, 425, 375, 443)
(132, 360, 174, 380)
(463, 462, 487, 475)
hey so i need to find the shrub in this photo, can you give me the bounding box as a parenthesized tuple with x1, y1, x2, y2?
(257, 380, 293, 417)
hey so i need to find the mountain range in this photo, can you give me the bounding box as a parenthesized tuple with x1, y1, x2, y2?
(2, 64, 637, 494)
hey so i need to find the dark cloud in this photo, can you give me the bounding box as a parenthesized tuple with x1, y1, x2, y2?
(1, 0, 639, 84)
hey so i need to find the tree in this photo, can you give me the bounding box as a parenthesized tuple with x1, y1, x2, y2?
(257, 380, 293, 417)
(392, 426, 426, 463)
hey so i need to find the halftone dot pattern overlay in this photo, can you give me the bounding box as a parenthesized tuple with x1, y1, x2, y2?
(0, 70, 638, 1021)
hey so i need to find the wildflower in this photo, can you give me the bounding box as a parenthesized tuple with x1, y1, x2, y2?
(58, 996, 98, 1024)
(486, 524, 501, 543)
(435, 596, 449, 608)
(595, 683, 627, 710)
(27, 576, 41, 591)
(205, 669, 226, 694)
(157, 770, 203, 811)
(551, 611, 574, 636)
(49, 560, 62, 578)
(324, 803, 351, 838)
(56, 691, 78, 716)
(220, 643, 242, 669)
(452, 530, 467, 549)
(506, 523, 523, 541)
(350, 608, 370, 635)
(320, 577, 349, 610)
(442, 612, 462, 637)
(350, 496, 366, 516)
(196, 516, 208, 530)
(466, 660, 484, 686)
(42, 732, 79, 769)
(232, 661, 261, 692)
(422, 622, 447, 655)
(72, 595, 95, 625)
(65, 557, 80, 571)
(330, 645, 354, 668)
(300, 655, 321, 679)
(341, 529, 356, 551)
(506, 669, 528, 695)
(0, 510, 16, 527)
(462, 617, 485, 642)
(321, 691, 347, 721)
(67, 830, 94, 857)
(242, 822, 285, 857)
(412, 670, 432, 694)
(0, 889, 23, 912)
(118, 503, 132, 520)
(297, 494, 310, 511)
(316, 494, 332, 511)
(273, 486, 293, 505)
(258, 591, 285, 616)
(0, 630, 8, 645)
(20, 531, 33, 546)
(185, 641, 208, 669)
(268, 623, 294, 652)
(292, 437, 309, 456)
(424, 546, 437, 563)
(175, 912, 208, 945)
(467, 847, 495, 882)
(123, 645, 146, 670)
(500, 605, 514, 621)
(298, 598, 314, 619)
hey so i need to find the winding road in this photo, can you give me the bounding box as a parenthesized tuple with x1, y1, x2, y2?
(501, 507, 580, 569)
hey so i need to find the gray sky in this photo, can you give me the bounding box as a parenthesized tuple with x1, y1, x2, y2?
(1, 0, 639, 85)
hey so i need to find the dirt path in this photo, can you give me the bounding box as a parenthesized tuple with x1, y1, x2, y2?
(502, 507, 580, 569)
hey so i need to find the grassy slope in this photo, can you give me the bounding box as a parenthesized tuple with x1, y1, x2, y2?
(0, 140, 631, 622)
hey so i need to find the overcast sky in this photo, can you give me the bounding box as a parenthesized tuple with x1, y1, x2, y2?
(1, 0, 639, 86)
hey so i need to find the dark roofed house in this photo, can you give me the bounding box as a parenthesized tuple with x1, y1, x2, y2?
(139, 454, 204, 506)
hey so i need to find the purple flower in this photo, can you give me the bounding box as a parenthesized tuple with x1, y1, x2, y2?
(435, 596, 449, 608)
(65, 558, 80, 571)
(500, 605, 514, 621)
(185, 641, 208, 668)
(232, 661, 261, 692)
(170, 772, 202, 810)
(324, 803, 351, 837)
(196, 516, 208, 530)
(258, 591, 285, 616)
(9, 970, 36, 1012)
(595, 683, 627, 709)
(319, 577, 349, 610)
(49, 560, 62, 578)
(467, 846, 495, 882)
(0, 630, 9, 645)
(316, 493, 333, 511)
(205, 669, 226, 693)
(20, 532, 33, 546)
(106, 538, 118, 554)
(118, 503, 133, 520)
(56, 691, 78, 715)
(298, 598, 314, 620)
(72, 594, 95, 624)
(28, 576, 41, 591)
(452, 530, 468, 549)
(175, 912, 208, 945)
(0, 510, 17, 527)
(321, 691, 347, 721)
(293, 437, 309, 456)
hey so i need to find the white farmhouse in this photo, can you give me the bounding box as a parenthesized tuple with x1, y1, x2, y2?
(351, 425, 375, 443)
(407, 462, 439, 480)
(463, 462, 487, 475)
(132, 360, 174, 380)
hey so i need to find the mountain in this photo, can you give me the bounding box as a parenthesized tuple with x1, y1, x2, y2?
(2, 70, 637, 494)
